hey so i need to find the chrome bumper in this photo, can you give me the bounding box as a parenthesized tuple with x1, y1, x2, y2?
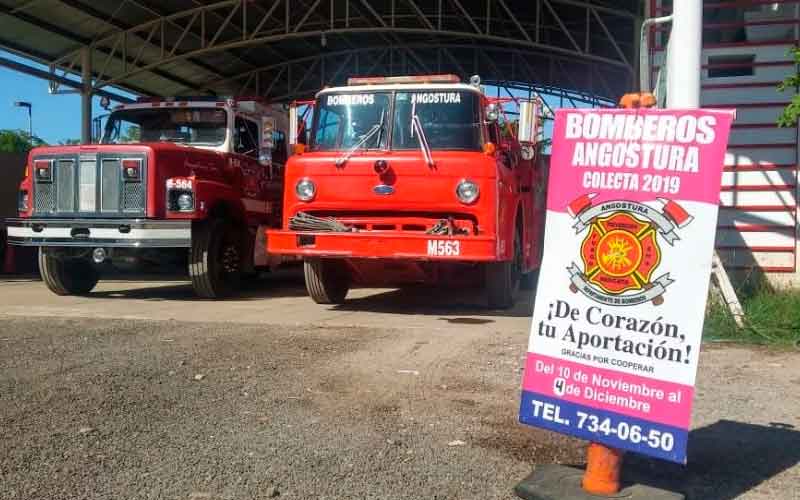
(5, 218, 191, 248)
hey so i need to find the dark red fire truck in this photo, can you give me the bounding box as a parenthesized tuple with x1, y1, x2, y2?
(8, 97, 288, 298)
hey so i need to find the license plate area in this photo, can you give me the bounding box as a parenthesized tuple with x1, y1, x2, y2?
(427, 240, 461, 256)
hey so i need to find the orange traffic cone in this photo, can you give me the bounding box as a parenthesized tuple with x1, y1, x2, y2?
(582, 442, 624, 495)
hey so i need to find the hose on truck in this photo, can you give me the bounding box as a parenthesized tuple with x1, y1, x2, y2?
(289, 212, 352, 232)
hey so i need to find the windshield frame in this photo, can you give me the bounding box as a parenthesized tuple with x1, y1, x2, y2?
(101, 106, 231, 149)
(309, 87, 485, 153)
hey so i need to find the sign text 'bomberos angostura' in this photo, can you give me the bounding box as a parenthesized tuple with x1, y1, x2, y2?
(519, 108, 734, 463)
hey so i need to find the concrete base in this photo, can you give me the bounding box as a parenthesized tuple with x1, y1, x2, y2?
(514, 464, 684, 500)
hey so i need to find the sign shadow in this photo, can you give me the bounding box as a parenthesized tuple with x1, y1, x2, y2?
(623, 419, 800, 499)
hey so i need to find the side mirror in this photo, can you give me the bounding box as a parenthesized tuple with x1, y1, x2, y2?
(517, 99, 539, 144)
(485, 103, 500, 123)
(261, 117, 275, 150)
(520, 145, 535, 161)
(288, 104, 299, 146)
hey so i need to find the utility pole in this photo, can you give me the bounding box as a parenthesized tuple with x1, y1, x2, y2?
(81, 47, 93, 144)
(666, 0, 702, 108)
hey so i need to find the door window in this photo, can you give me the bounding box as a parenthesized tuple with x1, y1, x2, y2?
(234, 117, 260, 158)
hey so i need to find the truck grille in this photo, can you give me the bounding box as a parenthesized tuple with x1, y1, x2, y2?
(33, 154, 147, 216)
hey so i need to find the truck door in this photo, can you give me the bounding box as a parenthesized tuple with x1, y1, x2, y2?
(264, 128, 288, 224)
(233, 115, 267, 221)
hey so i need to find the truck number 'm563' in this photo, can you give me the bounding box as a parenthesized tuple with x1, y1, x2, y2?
(427, 240, 461, 256)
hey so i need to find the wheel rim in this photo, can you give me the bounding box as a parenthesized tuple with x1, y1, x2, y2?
(221, 243, 240, 275)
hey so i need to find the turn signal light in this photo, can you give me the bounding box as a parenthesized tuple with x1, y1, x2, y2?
(292, 144, 306, 155)
(483, 142, 497, 155)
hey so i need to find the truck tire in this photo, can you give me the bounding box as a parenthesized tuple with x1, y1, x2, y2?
(304, 258, 350, 304)
(38, 248, 99, 296)
(189, 218, 242, 299)
(486, 228, 522, 309)
(521, 269, 539, 290)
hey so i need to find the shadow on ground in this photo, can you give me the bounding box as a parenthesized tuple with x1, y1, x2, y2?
(620, 419, 800, 499)
(331, 286, 536, 319)
(87, 267, 309, 301)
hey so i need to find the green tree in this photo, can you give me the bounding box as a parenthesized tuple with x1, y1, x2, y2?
(0, 129, 46, 153)
(777, 47, 800, 127)
(59, 138, 81, 145)
(121, 125, 141, 143)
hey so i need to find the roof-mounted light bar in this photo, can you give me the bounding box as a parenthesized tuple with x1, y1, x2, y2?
(347, 74, 461, 86)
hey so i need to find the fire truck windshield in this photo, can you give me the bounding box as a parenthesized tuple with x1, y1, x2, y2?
(102, 108, 229, 146)
(310, 90, 481, 152)
(392, 91, 481, 151)
(311, 93, 391, 151)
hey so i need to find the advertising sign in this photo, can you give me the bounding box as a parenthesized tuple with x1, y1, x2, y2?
(519, 108, 734, 463)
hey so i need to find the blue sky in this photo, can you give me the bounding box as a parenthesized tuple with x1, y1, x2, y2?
(0, 51, 132, 144)
(0, 49, 576, 145)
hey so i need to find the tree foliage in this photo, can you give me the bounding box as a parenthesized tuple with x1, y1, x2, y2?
(777, 47, 800, 127)
(121, 125, 141, 143)
(0, 129, 46, 153)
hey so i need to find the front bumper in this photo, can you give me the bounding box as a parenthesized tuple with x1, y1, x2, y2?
(267, 230, 498, 261)
(6, 218, 191, 248)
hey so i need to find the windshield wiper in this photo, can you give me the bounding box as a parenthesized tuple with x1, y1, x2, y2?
(335, 109, 386, 167)
(410, 102, 434, 167)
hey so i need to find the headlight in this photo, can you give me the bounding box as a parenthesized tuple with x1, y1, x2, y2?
(177, 193, 194, 212)
(295, 178, 316, 201)
(456, 179, 479, 204)
(33, 159, 52, 182)
(122, 159, 141, 181)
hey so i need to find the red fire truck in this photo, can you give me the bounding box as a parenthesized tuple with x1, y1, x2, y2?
(7, 97, 289, 298)
(267, 75, 547, 308)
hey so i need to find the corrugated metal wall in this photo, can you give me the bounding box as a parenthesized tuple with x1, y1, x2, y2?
(651, 0, 800, 283)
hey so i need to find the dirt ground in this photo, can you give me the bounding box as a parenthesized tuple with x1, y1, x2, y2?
(0, 272, 798, 500)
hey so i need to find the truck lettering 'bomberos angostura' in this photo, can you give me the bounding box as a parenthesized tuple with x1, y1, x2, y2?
(8, 97, 288, 298)
(267, 75, 547, 308)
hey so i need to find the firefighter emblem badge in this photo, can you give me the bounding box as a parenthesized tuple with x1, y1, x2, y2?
(567, 194, 693, 306)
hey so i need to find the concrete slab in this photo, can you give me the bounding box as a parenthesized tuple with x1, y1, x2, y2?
(0, 268, 535, 333)
(515, 464, 684, 500)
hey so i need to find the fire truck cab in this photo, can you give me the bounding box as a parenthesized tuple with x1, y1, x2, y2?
(8, 97, 289, 298)
(267, 75, 547, 308)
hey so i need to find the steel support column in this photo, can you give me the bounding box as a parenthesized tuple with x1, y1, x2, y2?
(666, 0, 701, 108)
(81, 47, 93, 143)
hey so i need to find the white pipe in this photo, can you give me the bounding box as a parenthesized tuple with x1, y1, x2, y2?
(666, 0, 702, 108)
(639, 15, 673, 93)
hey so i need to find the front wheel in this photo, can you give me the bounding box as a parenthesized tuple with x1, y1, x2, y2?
(521, 269, 539, 290)
(189, 218, 242, 299)
(485, 228, 522, 309)
(304, 258, 350, 304)
(38, 248, 99, 296)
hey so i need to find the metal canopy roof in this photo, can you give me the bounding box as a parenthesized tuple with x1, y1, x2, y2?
(0, 0, 641, 103)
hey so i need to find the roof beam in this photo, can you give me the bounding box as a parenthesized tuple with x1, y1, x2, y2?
(54, 0, 241, 80)
(0, 55, 134, 103)
(0, 4, 207, 94)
